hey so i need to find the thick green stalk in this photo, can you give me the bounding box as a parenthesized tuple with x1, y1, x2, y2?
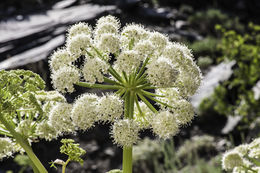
(123, 147, 132, 173)
(76, 82, 122, 90)
(0, 114, 47, 173)
(122, 91, 135, 173)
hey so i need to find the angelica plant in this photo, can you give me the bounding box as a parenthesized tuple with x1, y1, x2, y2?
(49, 15, 202, 173)
(0, 70, 78, 172)
(222, 137, 260, 173)
(50, 139, 86, 173)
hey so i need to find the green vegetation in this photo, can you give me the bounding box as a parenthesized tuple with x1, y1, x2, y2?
(133, 136, 223, 173)
(188, 9, 244, 35)
(199, 23, 260, 130)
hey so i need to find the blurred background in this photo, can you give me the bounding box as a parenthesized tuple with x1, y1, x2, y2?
(0, 0, 260, 172)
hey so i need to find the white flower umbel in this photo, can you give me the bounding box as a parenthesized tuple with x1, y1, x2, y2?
(174, 99, 194, 125)
(71, 94, 99, 130)
(67, 22, 92, 38)
(67, 34, 92, 57)
(94, 23, 119, 41)
(146, 56, 179, 87)
(120, 24, 149, 50)
(148, 32, 168, 52)
(111, 119, 139, 147)
(222, 151, 245, 171)
(114, 50, 141, 74)
(49, 103, 74, 134)
(163, 43, 202, 97)
(133, 102, 154, 129)
(35, 121, 58, 141)
(82, 58, 109, 84)
(51, 66, 80, 93)
(133, 40, 154, 60)
(97, 93, 123, 122)
(15, 120, 34, 138)
(0, 138, 16, 160)
(155, 88, 181, 106)
(96, 33, 120, 54)
(151, 111, 179, 139)
(49, 49, 75, 72)
(222, 137, 260, 173)
(49, 15, 202, 173)
(96, 15, 120, 30)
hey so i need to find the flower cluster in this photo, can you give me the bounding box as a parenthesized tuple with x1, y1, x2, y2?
(222, 137, 260, 172)
(0, 70, 77, 160)
(49, 15, 202, 147)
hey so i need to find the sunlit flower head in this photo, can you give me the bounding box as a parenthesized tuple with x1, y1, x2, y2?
(97, 93, 123, 122)
(35, 121, 58, 141)
(51, 66, 80, 93)
(0, 138, 16, 160)
(48, 15, 202, 150)
(71, 94, 99, 130)
(49, 103, 74, 134)
(49, 48, 75, 72)
(67, 22, 92, 38)
(151, 111, 179, 139)
(67, 34, 92, 57)
(111, 119, 139, 147)
(82, 58, 109, 84)
(222, 151, 245, 171)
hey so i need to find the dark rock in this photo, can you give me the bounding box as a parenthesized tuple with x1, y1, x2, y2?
(116, 0, 140, 10)
(175, 30, 202, 42)
(175, 20, 189, 30)
(52, 0, 78, 9)
(0, 4, 116, 69)
(135, 7, 173, 24)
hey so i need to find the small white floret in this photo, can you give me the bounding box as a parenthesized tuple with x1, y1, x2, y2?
(151, 111, 179, 139)
(96, 33, 120, 54)
(114, 50, 141, 74)
(67, 22, 92, 38)
(146, 56, 179, 87)
(222, 151, 245, 171)
(49, 49, 75, 72)
(71, 94, 99, 130)
(67, 34, 92, 57)
(82, 58, 109, 84)
(97, 93, 123, 122)
(51, 66, 80, 93)
(0, 138, 16, 160)
(49, 103, 74, 134)
(111, 119, 139, 147)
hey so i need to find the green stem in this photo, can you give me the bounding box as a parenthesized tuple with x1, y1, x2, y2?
(134, 94, 143, 116)
(140, 90, 174, 109)
(122, 71, 129, 84)
(122, 91, 135, 173)
(140, 90, 165, 97)
(136, 57, 150, 80)
(62, 159, 70, 173)
(108, 67, 124, 83)
(0, 115, 47, 173)
(29, 159, 40, 173)
(103, 77, 123, 86)
(136, 92, 158, 113)
(123, 147, 132, 173)
(76, 82, 122, 90)
(135, 83, 151, 90)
